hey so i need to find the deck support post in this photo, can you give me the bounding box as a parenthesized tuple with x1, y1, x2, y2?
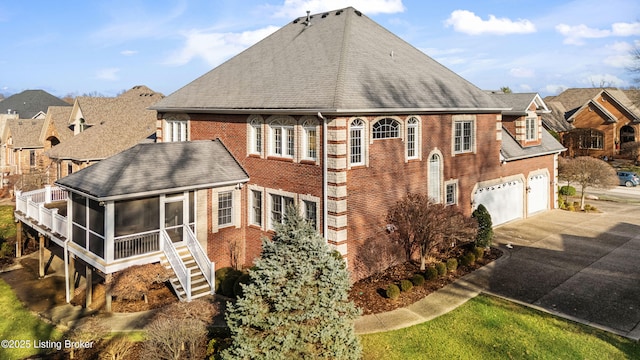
(85, 265, 93, 308)
(38, 234, 45, 278)
(68, 255, 75, 299)
(15, 221, 22, 258)
(105, 273, 112, 313)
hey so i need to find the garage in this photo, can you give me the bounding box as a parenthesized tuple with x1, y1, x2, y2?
(527, 174, 549, 215)
(473, 180, 524, 226)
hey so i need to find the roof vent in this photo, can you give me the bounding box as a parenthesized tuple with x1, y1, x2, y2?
(336, 10, 342, 15)
(355, 10, 362, 16)
(303, 11, 311, 26)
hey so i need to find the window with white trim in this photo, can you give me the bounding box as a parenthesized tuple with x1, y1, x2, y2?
(525, 116, 537, 141)
(250, 119, 262, 154)
(251, 190, 262, 226)
(217, 191, 233, 227)
(270, 119, 295, 157)
(428, 154, 442, 203)
(372, 118, 400, 139)
(165, 120, 188, 142)
(445, 182, 457, 205)
(407, 117, 418, 159)
(303, 120, 318, 160)
(303, 200, 317, 229)
(350, 118, 365, 166)
(270, 194, 294, 228)
(453, 120, 474, 153)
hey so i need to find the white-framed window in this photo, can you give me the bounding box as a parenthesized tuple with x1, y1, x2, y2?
(453, 120, 474, 154)
(428, 153, 442, 203)
(302, 120, 318, 161)
(250, 118, 262, 154)
(372, 118, 400, 139)
(525, 116, 537, 141)
(303, 200, 317, 229)
(251, 189, 262, 227)
(269, 119, 295, 158)
(217, 191, 233, 227)
(165, 120, 188, 142)
(407, 117, 419, 159)
(270, 193, 294, 229)
(445, 180, 458, 205)
(350, 118, 365, 166)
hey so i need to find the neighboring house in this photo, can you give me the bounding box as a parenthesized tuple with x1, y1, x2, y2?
(2, 118, 46, 176)
(0, 90, 71, 180)
(15, 7, 565, 306)
(44, 85, 163, 179)
(543, 88, 640, 159)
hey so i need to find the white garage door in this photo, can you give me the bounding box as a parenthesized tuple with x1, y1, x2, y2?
(473, 180, 524, 226)
(527, 174, 548, 215)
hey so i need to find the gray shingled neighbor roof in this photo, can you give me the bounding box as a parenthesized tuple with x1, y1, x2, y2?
(55, 140, 249, 200)
(501, 129, 565, 161)
(152, 7, 507, 114)
(0, 90, 70, 119)
(487, 92, 543, 115)
(46, 86, 163, 161)
(4, 118, 46, 148)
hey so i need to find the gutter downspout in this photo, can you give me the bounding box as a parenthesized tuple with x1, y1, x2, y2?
(317, 112, 328, 241)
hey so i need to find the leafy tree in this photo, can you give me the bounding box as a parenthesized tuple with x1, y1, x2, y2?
(500, 86, 512, 93)
(386, 193, 477, 271)
(558, 156, 618, 210)
(222, 209, 361, 360)
(472, 204, 494, 248)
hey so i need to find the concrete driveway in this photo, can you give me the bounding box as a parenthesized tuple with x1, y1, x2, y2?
(465, 199, 640, 339)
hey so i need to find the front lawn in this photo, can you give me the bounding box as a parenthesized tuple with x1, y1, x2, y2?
(0, 278, 63, 360)
(361, 294, 640, 359)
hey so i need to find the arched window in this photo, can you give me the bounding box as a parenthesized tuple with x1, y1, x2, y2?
(428, 153, 442, 203)
(372, 118, 399, 139)
(269, 118, 295, 157)
(350, 119, 365, 165)
(302, 119, 318, 160)
(250, 118, 262, 154)
(620, 125, 635, 144)
(407, 117, 419, 159)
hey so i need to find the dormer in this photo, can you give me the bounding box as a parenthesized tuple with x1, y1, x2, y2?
(489, 92, 549, 148)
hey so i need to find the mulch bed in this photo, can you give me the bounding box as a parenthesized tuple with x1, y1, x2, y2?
(350, 248, 501, 315)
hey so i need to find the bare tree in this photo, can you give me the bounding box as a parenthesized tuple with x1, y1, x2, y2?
(558, 157, 618, 209)
(386, 193, 478, 271)
(109, 263, 170, 303)
(628, 46, 640, 84)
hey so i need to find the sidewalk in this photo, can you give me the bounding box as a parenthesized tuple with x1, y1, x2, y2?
(354, 248, 509, 334)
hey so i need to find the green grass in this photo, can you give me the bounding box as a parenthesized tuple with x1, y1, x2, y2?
(0, 279, 64, 360)
(0, 205, 16, 240)
(361, 294, 640, 360)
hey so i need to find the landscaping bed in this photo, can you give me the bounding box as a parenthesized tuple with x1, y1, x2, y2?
(350, 247, 501, 315)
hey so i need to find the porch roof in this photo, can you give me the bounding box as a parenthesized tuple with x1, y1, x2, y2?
(55, 140, 249, 201)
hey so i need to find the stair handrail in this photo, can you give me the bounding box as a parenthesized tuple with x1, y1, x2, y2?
(184, 225, 215, 294)
(160, 230, 191, 301)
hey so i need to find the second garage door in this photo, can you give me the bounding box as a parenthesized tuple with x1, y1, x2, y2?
(473, 180, 524, 226)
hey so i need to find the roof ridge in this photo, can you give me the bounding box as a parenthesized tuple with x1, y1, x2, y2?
(332, 8, 354, 109)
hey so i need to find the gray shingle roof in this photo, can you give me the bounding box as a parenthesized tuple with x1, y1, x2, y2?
(55, 140, 249, 200)
(152, 7, 507, 114)
(501, 128, 565, 161)
(487, 92, 542, 114)
(40, 106, 74, 143)
(0, 90, 70, 119)
(4, 118, 46, 148)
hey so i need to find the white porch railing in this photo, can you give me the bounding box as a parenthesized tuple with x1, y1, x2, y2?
(15, 186, 69, 238)
(113, 230, 160, 260)
(161, 230, 191, 301)
(185, 225, 215, 294)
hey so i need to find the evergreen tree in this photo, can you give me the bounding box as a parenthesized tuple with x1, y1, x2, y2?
(222, 209, 362, 360)
(472, 204, 494, 248)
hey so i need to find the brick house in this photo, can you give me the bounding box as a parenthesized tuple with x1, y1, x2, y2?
(543, 88, 640, 159)
(150, 7, 565, 280)
(2, 118, 46, 177)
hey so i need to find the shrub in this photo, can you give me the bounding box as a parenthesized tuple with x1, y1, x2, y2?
(446, 258, 458, 272)
(109, 263, 170, 303)
(386, 284, 401, 300)
(473, 246, 485, 260)
(460, 252, 476, 267)
(100, 336, 135, 360)
(559, 185, 576, 196)
(399, 279, 413, 292)
(214, 267, 234, 292)
(411, 274, 425, 287)
(143, 318, 207, 360)
(216, 268, 243, 298)
(572, 201, 580, 208)
(472, 204, 494, 248)
(425, 266, 438, 280)
(233, 273, 251, 298)
(567, 204, 576, 212)
(435, 262, 447, 276)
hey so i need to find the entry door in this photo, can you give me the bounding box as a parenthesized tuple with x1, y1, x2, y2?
(164, 197, 184, 243)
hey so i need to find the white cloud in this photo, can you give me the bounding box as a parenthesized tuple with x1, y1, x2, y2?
(96, 68, 120, 81)
(556, 22, 640, 45)
(444, 10, 536, 35)
(166, 26, 279, 67)
(580, 74, 625, 87)
(509, 68, 535, 78)
(120, 50, 138, 56)
(603, 42, 634, 68)
(517, 84, 533, 92)
(272, 0, 405, 18)
(543, 84, 568, 95)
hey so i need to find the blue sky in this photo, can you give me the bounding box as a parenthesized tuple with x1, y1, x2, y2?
(1, 0, 639, 98)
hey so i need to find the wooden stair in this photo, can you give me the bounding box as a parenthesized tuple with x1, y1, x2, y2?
(160, 244, 211, 301)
